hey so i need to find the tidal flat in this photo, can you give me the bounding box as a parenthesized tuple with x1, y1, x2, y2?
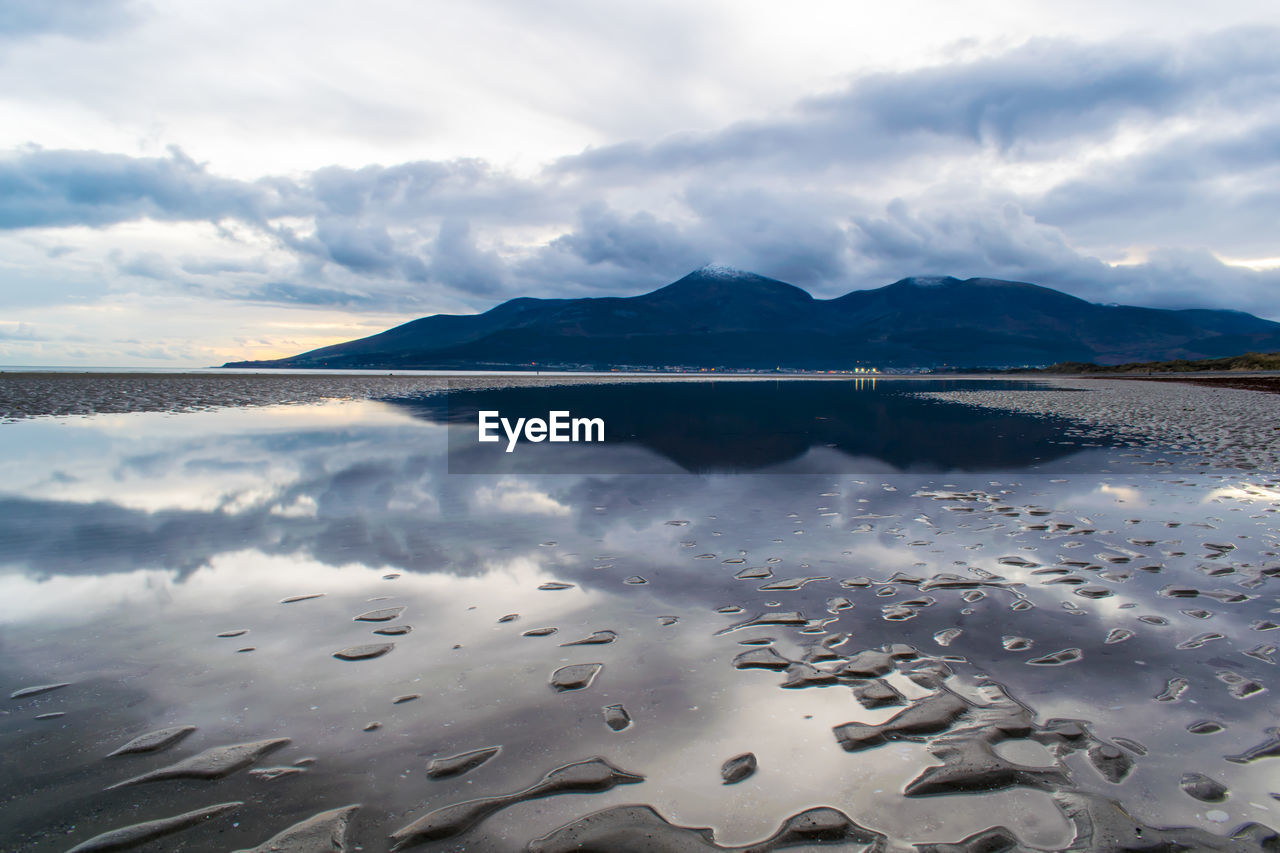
(0, 375, 1277, 852)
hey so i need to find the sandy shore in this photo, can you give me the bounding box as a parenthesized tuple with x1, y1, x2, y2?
(4, 372, 1279, 851)
(916, 377, 1280, 470)
(1105, 374, 1280, 395)
(0, 372, 737, 420)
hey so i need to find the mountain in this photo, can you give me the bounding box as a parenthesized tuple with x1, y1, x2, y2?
(224, 267, 1280, 369)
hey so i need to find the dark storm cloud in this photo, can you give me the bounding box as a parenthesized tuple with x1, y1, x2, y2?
(310, 218, 399, 273)
(848, 200, 1280, 317)
(680, 185, 854, 285)
(6, 28, 1280, 317)
(1033, 119, 1280, 253)
(303, 159, 559, 222)
(504, 203, 714, 299)
(234, 281, 389, 309)
(549, 203, 706, 274)
(268, 214, 512, 301)
(848, 200, 1095, 283)
(519, 194, 852, 296)
(1097, 250, 1280, 317)
(0, 146, 293, 229)
(258, 160, 567, 294)
(427, 218, 507, 295)
(558, 27, 1280, 175)
(510, 244, 687, 299)
(173, 271, 403, 310)
(813, 27, 1280, 151)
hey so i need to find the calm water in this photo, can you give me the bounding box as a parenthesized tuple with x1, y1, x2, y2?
(1, 380, 1277, 852)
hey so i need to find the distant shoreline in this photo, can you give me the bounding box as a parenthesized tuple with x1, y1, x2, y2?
(0, 366, 885, 377)
(0, 370, 874, 421)
(4, 370, 1277, 422)
(1098, 373, 1280, 395)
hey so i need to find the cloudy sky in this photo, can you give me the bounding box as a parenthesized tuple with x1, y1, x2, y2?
(3, 0, 1280, 366)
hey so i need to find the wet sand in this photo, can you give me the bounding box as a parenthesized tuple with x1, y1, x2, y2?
(3, 370, 1276, 423)
(917, 377, 1280, 470)
(0, 371, 651, 420)
(1107, 374, 1280, 396)
(1, 377, 1277, 851)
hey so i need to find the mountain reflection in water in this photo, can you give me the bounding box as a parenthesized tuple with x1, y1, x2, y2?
(398, 379, 1115, 473)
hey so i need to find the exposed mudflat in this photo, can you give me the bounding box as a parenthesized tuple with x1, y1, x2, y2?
(1, 377, 1277, 851)
(1110, 374, 1280, 396)
(0, 371, 725, 421)
(916, 377, 1280, 470)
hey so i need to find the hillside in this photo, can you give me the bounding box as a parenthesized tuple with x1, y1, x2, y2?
(224, 268, 1280, 370)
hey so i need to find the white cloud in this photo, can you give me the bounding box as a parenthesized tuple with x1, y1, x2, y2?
(4, 3, 1280, 363)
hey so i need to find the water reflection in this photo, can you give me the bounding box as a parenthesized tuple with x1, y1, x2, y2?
(0, 388, 1277, 851)
(408, 380, 1120, 473)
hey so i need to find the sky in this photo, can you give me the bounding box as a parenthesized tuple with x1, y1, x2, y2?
(3, 0, 1280, 366)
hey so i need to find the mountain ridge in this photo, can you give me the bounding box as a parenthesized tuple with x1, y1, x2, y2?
(224, 267, 1280, 369)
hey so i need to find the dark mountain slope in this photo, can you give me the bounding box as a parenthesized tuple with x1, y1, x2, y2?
(225, 267, 1280, 369)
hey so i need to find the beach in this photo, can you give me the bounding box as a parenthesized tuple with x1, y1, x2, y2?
(1, 375, 1277, 851)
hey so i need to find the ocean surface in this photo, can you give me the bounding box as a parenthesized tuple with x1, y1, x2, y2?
(1, 376, 1277, 852)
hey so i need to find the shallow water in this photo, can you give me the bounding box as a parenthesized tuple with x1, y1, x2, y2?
(1, 379, 1277, 851)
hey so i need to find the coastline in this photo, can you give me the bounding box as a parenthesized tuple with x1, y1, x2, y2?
(4, 369, 1279, 422)
(0, 370, 870, 421)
